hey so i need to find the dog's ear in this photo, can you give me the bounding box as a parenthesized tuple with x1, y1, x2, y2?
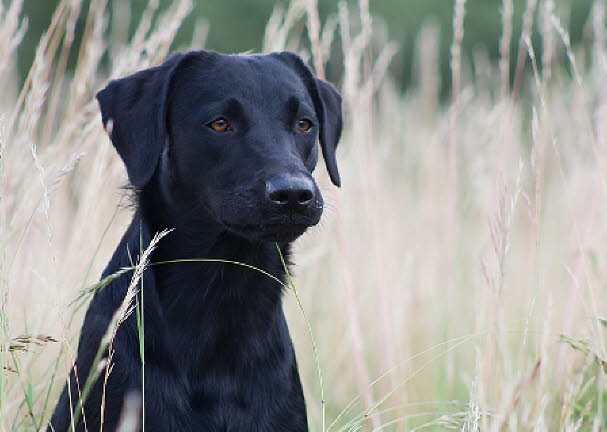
(273, 52, 343, 187)
(313, 78, 343, 187)
(96, 52, 193, 189)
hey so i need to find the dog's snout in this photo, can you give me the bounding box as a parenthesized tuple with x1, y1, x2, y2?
(266, 174, 315, 210)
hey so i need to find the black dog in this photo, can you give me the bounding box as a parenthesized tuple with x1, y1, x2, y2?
(49, 50, 342, 431)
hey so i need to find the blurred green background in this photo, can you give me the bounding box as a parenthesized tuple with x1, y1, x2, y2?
(18, 0, 594, 94)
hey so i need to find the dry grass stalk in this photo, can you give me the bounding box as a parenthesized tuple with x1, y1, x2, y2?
(512, 0, 538, 99)
(540, 0, 555, 84)
(0, 0, 27, 94)
(2, 0, 607, 430)
(4, 334, 57, 354)
(115, 391, 142, 432)
(500, 0, 513, 99)
(68, 229, 169, 429)
(449, 0, 466, 217)
(305, 0, 325, 78)
(414, 22, 440, 111)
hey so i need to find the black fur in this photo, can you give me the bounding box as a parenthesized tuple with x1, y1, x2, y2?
(48, 51, 342, 432)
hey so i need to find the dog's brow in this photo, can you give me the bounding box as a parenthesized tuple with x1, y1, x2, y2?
(287, 96, 300, 115)
(222, 97, 245, 117)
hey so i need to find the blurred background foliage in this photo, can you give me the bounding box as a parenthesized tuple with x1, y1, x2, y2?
(19, 0, 594, 96)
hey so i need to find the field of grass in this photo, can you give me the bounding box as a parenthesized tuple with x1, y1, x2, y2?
(1, 0, 606, 430)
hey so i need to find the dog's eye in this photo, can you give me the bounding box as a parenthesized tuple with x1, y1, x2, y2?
(297, 119, 312, 132)
(208, 118, 230, 132)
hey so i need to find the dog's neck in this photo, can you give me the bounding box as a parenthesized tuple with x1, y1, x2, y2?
(136, 183, 291, 368)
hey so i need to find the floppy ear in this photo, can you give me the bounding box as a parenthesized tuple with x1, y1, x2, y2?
(96, 52, 192, 189)
(313, 78, 343, 187)
(272, 52, 343, 187)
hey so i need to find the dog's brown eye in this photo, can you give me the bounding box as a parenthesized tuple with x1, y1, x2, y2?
(208, 118, 230, 132)
(297, 119, 312, 132)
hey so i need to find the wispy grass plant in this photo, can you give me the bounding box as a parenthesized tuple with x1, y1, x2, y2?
(1, 0, 605, 430)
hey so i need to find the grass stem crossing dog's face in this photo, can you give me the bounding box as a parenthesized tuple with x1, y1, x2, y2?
(97, 51, 343, 242)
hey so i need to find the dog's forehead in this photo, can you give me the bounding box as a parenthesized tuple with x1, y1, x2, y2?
(180, 53, 311, 105)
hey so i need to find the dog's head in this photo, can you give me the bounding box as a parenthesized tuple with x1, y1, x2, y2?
(96, 51, 342, 242)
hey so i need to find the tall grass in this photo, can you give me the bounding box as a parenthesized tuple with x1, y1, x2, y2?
(1, 0, 606, 430)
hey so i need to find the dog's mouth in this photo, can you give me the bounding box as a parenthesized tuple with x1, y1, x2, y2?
(225, 223, 310, 242)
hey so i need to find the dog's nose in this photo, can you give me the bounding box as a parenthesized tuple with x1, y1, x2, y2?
(266, 174, 315, 210)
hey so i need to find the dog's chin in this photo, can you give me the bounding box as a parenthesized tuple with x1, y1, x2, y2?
(225, 223, 310, 243)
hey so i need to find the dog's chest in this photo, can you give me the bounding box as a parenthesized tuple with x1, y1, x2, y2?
(130, 299, 305, 431)
(139, 357, 304, 431)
